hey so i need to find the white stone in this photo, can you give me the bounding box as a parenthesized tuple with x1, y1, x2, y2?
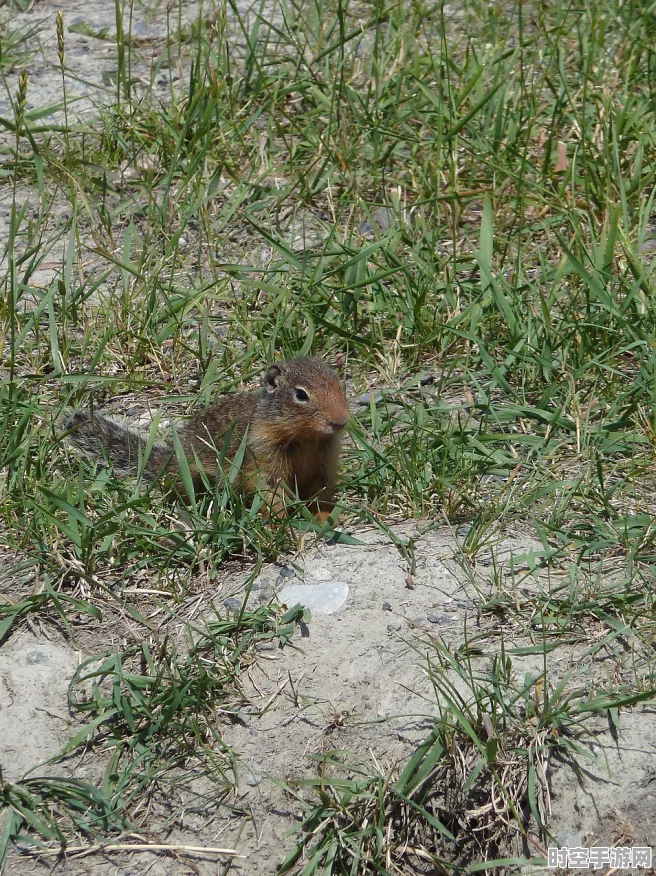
(278, 580, 349, 615)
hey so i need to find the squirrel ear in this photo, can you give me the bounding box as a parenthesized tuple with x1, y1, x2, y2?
(264, 364, 283, 392)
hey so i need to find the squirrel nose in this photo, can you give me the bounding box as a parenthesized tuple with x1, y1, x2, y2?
(330, 413, 349, 431)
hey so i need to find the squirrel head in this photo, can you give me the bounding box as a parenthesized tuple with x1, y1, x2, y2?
(261, 356, 350, 441)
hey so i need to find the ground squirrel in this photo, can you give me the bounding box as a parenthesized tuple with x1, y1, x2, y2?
(68, 356, 350, 522)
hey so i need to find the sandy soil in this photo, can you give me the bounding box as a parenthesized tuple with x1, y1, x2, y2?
(2, 525, 655, 873)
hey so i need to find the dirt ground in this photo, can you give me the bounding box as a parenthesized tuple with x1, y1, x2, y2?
(2, 525, 656, 873)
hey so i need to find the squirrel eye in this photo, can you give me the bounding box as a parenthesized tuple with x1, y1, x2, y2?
(294, 387, 309, 402)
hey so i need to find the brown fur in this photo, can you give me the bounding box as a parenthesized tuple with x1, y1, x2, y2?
(67, 357, 350, 520)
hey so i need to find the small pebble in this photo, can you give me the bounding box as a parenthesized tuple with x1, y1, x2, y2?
(419, 374, 435, 386)
(387, 620, 402, 632)
(557, 830, 585, 849)
(224, 597, 244, 613)
(279, 567, 296, 578)
(427, 613, 450, 625)
(373, 206, 395, 231)
(255, 642, 276, 651)
(354, 391, 384, 407)
(639, 226, 656, 254)
(246, 774, 262, 787)
(359, 207, 395, 236)
(382, 601, 392, 612)
(413, 616, 430, 627)
(258, 585, 275, 603)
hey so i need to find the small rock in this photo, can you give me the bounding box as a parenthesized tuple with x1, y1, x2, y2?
(639, 226, 656, 254)
(26, 650, 49, 665)
(412, 616, 430, 627)
(427, 613, 450, 625)
(557, 830, 585, 848)
(255, 642, 276, 651)
(354, 391, 383, 407)
(258, 585, 275, 603)
(279, 567, 295, 578)
(245, 774, 262, 787)
(279, 581, 349, 615)
(382, 601, 392, 612)
(224, 597, 244, 613)
(387, 620, 402, 632)
(419, 374, 435, 386)
(373, 206, 395, 232)
(359, 206, 395, 236)
(251, 567, 279, 590)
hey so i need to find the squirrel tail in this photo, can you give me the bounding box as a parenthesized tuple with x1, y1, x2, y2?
(66, 411, 173, 479)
